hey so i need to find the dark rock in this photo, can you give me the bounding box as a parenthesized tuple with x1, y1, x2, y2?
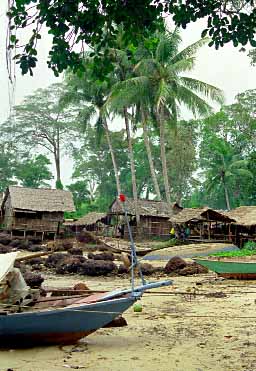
(0, 235, 12, 245)
(27, 245, 44, 252)
(98, 245, 110, 252)
(73, 282, 90, 291)
(26, 257, 44, 266)
(62, 241, 73, 250)
(45, 253, 67, 268)
(28, 237, 42, 244)
(78, 260, 117, 276)
(9, 239, 22, 247)
(103, 316, 127, 328)
(178, 262, 208, 276)
(23, 272, 44, 288)
(17, 240, 32, 250)
(68, 247, 83, 256)
(0, 245, 12, 254)
(87, 252, 115, 261)
(140, 263, 155, 276)
(164, 256, 187, 274)
(118, 264, 129, 274)
(55, 255, 86, 274)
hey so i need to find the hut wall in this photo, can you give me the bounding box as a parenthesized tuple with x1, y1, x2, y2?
(8, 211, 63, 232)
(124, 216, 171, 239)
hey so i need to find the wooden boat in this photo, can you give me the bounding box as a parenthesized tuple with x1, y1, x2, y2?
(0, 252, 172, 347)
(193, 257, 256, 279)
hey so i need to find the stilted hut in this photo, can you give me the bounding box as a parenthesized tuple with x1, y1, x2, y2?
(169, 207, 235, 242)
(1, 186, 75, 240)
(109, 198, 183, 239)
(64, 212, 108, 236)
(226, 206, 256, 247)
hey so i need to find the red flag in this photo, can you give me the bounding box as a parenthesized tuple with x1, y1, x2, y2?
(119, 194, 126, 202)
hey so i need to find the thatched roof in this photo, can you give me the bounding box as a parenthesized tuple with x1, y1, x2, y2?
(226, 206, 256, 226)
(64, 212, 107, 226)
(3, 186, 75, 212)
(109, 198, 182, 218)
(169, 207, 235, 224)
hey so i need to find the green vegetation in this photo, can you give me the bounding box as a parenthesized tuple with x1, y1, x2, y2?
(211, 249, 256, 258)
(1, 24, 256, 218)
(7, 1, 256, 77)
(243, 241, 256, 251)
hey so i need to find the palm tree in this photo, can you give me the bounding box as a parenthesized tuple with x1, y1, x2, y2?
(110, 29, 224, 203)
(63, 64, 122, 196)
(203, 138, 253, 210)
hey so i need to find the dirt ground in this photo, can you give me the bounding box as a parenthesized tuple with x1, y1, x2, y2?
(1, 267, 256, 371)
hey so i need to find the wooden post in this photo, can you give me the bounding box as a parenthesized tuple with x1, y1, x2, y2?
(208, 222, 211, 240)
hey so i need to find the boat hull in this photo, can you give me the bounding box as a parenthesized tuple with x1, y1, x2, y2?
(0, 295, 136, 347)
(194, 258, 256, 280)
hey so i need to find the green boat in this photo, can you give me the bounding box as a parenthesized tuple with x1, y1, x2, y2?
(193, 257, 256, 279)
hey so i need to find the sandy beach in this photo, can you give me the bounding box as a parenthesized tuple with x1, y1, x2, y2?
(1, 266, 256, 371)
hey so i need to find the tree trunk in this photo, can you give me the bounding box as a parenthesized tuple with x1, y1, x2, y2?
(102, 118, 121, 196)
(158, 108, 171, 203)
(123, 107, 140, 225)
(141, 108, 162, 200)
(222, 175, 231, 210)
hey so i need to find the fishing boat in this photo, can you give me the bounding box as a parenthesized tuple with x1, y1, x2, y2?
(193, 256, 256, 279)
(0, 194, 172, 347)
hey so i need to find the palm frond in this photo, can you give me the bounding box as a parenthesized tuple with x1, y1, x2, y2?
(169, 57, 196, 74)
(155, 29, 181, 63)
(170, 38, 209, 64)
(107, 76, 150, 111)
(175, 85, 212, 117)
(180, 77, 224, 105)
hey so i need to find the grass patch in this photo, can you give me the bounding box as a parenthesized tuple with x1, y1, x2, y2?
(210, 249, 256, 258)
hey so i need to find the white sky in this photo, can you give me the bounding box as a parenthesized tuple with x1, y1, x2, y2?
(0, 3, 256, 186)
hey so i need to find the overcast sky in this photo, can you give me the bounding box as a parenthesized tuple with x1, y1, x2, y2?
(1, 3, 256, 186)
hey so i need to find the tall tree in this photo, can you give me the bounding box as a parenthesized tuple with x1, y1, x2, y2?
(63, 62, 122, 196)
(109, 29, 223, 202)
(15, 154, 53, 188)
(201, 136, 253, 210)
(2, 83, 88, 188)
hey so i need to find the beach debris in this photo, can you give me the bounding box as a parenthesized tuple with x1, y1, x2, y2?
(45, 253, 67, 268)
(23, 271, 44, 288)
(0, 245, 12, 254)
(103, 315, 127, 327)
(178, 262, 208, 276)
(78, 260, 117, 276)
(68, 247, 83, 256)
(55, 256, 86, 274)
(73, 282, 90, 291)
(87, 252, 115, 261)
(117, 264, 129, 274)
(164, 256, 187, 274)
(140, 263, 155, 275)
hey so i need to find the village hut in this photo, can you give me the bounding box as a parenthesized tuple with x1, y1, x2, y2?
(1, 186, 75, 239)
(109, 198, 183, 239)
(226, 206, 256, 247)
(169, 207, 235, 241)
(64, 212, 108, 235)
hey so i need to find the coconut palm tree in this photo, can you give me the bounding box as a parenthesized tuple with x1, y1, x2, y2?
(203, 137, 253, 210)
(109, 29, 224, 203)
(63, 63, 122, 196)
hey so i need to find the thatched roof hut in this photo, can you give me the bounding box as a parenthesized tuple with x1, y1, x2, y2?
(227, 206, 256, 227)
(64, 212, 107, 227)
(110, 198, 182, 218)
(169, 207, 234, 224)
(2, 186, 75, 212)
